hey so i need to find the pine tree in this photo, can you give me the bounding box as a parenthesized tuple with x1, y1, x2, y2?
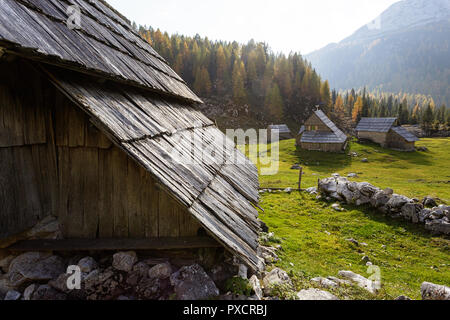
(320, 80, 332, 110)
(232, 60, 247, 105)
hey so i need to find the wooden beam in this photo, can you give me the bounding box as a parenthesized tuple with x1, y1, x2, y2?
(7, 237, 221, 252)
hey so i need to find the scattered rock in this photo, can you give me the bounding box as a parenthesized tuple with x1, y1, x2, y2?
(361, 256, 370, 264)
(258, 246, 279, 264)
(296, 288, 339, 300)
(327, 276, 352, 287)
(112, 251, 137, 272)
(422, 196, 438, 208)
(284, 187, 292, 193)
(7, 252, 65, 287)
(347, 173, 358, 178)
(361, 158, 368, 163)
(332, 203, 343, 212)
(132, 262, 150, 278)
(305, 187, 318, 195)
(291, 164, 301, 170)
(23, 284, 37, 300)
(78, 257, 98, 273)
(421, 282, 450, 300)
(416, 146, 428, 152)
(148, 262, 172, 280)
(238, 264, 248, 279)
(31, 284, 67, 300)
(310, 277, 338, 289)
(262, 268, 293, 296)
(259, 220, 269, 233)
(4, 290, 21, 300)
(170, 264, 219, 300)
(249, 275, 263, 300)
(338, 270, 378, 294)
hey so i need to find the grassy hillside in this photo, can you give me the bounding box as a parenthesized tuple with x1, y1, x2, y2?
(245, 137, 450, 201)
(246, 138, 450, 299)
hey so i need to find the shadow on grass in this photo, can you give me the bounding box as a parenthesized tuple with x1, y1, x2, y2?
(290, 146, 352, 173)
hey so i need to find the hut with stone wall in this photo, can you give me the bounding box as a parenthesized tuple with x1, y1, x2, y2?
(355, 118, 419, 151)
(0, 0, 263, 271)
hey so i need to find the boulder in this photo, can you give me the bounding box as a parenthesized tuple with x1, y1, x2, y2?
(112, 251, 137, 272)
(422, 196, 438, 208)
(148, 262, 172, 280)
(386, 194, 412, 212)
(318, 178, 337, 194)
(170, 264, 219, 300)
(23, 284, 37, 300)
(421, 282, 450, 300)
(249, 275, 263, 300)
(357, 182, 379, 198)
(401, 203, 422, 223)
(262, 268, 293, 296)
(132, 262, 150, 278)
(259, 246, 279, 264)
(78, 257, 98, 273)
(7, 252, 65, 287)
(296, 288, 339, 300)
(25, 216, 62, 240)
(338, 270, 378, 294)
(305, 187, 317, 195)
(370, 189, 392, 208)
(4, 290, 21, 300)
(31, 284, 67, 300)
(425, 220, 450, 235)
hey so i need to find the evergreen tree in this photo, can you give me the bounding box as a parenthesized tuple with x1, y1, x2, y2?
(232, 60, 247, 105)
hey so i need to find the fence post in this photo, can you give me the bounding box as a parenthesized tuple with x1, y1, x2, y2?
(298, 167, 303, 191)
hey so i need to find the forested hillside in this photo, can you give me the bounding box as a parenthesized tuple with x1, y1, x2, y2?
(138, 26, 448, 134)
(139, 27, 332, 125)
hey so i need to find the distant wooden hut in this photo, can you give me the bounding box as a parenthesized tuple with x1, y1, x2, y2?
(268, 124, 293, 141)
(355, 118, 419, 151)
(296, 109, 348, 152)
(0, 0, 263, 271)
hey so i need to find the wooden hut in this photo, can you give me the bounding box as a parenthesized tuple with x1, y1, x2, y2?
(296, 109, 348, 152)
(268, 124, 293, 141)
(0, 0, 263, 271)
(355, 118, 419, 151)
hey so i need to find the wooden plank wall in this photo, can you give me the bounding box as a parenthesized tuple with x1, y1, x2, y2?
(0, 60, 201, 240)
(304, 114, 332, 132)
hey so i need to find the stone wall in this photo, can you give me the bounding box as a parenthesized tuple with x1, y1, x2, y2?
(318, 175, 449, 236)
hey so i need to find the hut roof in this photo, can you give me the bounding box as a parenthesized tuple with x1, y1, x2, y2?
(300, 110, 347, 144)
(268, 124, 291, 134)
(0, 0, 201, 103)
(391, 126, 419, 142)
(0, 0, 263, 271)
(355, 118, 398, 133)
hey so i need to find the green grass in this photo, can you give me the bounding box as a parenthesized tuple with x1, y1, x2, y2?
(243, 138, 450, 299)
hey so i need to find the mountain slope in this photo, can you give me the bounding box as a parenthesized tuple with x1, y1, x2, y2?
(307, 0, 450, 106)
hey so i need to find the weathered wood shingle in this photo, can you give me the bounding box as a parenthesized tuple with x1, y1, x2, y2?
(0, 0, 201, 103)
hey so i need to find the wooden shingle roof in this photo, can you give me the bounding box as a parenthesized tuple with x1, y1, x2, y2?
(355, 118, 398, 133)
(268, 124, 291, 134)
(300, 110, 347, 144)
(0, 0, 201, 103)
(0, 0, 263, 271)
(391, 126, 419, 142)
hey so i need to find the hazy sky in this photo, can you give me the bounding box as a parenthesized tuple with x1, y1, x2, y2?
(108, 0, 400, 54)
